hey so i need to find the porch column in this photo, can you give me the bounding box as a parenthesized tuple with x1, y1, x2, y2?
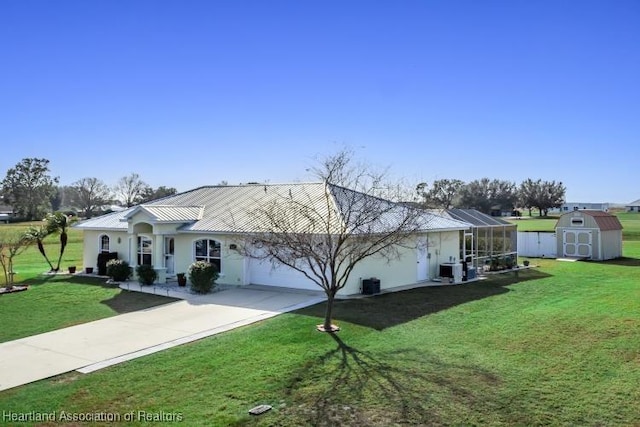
(130, 233, 138, 268)
(153, 235, 167, 284)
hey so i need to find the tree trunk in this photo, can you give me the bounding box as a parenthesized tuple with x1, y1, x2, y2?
(323, 291, 336, 332)
(55, 232, 68, 271)
(37, 240, 55, 271)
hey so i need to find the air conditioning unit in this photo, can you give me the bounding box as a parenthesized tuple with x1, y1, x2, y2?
(439, 263, 463, 284)
(361, 278, 381, 295)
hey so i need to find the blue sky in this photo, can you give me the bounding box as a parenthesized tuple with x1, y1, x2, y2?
(1, 0, 638, 203)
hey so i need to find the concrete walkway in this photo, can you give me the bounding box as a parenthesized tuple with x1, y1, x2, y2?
(0, 286, 325, 392)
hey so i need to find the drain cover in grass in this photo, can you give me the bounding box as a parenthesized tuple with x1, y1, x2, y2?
(248, 404, 272, 416)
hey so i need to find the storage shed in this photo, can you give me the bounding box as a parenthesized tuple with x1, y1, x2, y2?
(555, 210, 623, 260)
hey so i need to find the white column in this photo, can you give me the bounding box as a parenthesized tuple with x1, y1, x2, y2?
(130, 233, 138, 268)
(154, 235, 167, 284)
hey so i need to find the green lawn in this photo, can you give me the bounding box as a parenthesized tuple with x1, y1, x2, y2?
(1, 243, 638, 425)
(0, 224, 178, 342)
(0, 223, 84, 285)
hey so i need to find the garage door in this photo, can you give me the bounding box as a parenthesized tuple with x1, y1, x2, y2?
(248, 258, 320, 291)
(563, 230, 592, 258)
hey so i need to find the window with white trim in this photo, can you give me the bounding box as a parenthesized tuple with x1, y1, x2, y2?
(138, 236, 152, 266)
(194, 239, 221, 272)
(100, 235, 110, 253)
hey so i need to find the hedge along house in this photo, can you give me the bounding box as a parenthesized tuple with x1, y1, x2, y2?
(555, 210, 623, 260)
(74, 183, 471, 296)
(438, 209, 518, 270)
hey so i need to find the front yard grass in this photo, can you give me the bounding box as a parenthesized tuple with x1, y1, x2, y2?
(1, 244, 638, 425)
(0, 223, 178, 342)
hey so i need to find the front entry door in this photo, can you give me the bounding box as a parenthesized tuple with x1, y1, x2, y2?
(164, 237, 175, 275)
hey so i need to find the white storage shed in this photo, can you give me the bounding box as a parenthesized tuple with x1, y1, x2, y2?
(555, 210, 623, 260)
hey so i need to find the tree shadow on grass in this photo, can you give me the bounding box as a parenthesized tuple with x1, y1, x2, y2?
(100, 290, 179, 314)
(278, 334, 507, 426)
(294, 269, 551, 331)
(596, 257, 640, 267)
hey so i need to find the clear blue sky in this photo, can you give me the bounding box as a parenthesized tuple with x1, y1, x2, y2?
(1, 0, 638, 203)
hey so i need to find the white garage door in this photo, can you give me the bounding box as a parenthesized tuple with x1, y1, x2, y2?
(248, 259, 320, 291)
(563, 230, 592, 258)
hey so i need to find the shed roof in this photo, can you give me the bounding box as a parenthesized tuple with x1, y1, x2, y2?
(626, 199, 640, 207)
(557, 210, 623, 231)
(75, 183, 471, 234)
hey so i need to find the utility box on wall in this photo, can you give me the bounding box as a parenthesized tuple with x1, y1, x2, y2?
(361, 278, 381, 295)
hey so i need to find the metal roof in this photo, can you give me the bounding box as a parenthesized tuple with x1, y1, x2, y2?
(75, 210, 129, 230)
(444, 208, 514, 227)
(122, 205, 204, 222)
(556, 210, 623, 231)
(626, 199, 640, 207)
(75, 183, 471, 233)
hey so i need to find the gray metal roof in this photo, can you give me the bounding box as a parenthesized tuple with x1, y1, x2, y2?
(75, 183, 471, 233)
(442, 208, 514, 227)
(626, 199, 640, 207)
(122, 205, 204, 223)
(75, 210, 129, 230)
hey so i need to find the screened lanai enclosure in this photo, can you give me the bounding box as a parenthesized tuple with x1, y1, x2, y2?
(442, 209, 518, 271)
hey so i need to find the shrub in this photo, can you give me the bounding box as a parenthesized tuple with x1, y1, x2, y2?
(188, 261, 219, 294)
(106, 259, 132, 282)
(136, 264, 157, 286)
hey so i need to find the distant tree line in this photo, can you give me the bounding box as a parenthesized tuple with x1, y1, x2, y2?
(1, 158, 177, 220)
(1, 157, 566, 222)
(415, 178, 566, 216)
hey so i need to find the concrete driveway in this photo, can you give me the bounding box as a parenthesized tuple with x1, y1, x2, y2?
(0, 286, 325, 392)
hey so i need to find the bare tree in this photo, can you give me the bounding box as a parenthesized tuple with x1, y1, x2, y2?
(70, 177, 112, 217)
(114, 173, 150, 207)
(236, 150, 425, 332)
(0, 231, 32, 287)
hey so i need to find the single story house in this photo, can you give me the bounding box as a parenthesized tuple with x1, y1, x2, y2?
(75, 183, 472, 296)
(555, 210, 623, 260)
(559, 202, 609, 212)
(626, 199, 640, 213)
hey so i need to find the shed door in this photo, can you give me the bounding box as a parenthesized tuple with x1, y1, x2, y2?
(563, 230, 592, 258)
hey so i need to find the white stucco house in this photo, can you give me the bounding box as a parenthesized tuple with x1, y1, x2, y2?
(74, 183, 472, 296)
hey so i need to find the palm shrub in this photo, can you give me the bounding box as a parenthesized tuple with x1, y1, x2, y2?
(106, 259, 132, 282)
(188, 261, 219, 294)
(136, 264, 157, 286)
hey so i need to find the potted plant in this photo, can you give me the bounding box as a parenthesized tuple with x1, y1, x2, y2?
(523, 260, 530, 267)
(85, 267, 94, 274)
(188, 261, 219, 294)
(106, 259, 132, 282)
(68, 266, 76, 274)
(136, 265, 157, 286)
(176, 273, 187, 287)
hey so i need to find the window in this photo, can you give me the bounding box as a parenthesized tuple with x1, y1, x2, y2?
(100, 235, 110, 253)
(194, 239, 221, 272)
(571, 218, 584, 226)
(138, 236, 152, 266)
